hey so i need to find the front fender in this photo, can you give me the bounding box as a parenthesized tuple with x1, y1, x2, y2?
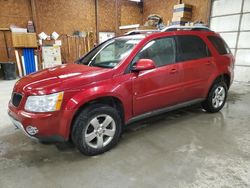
(62, 74, 133, 139)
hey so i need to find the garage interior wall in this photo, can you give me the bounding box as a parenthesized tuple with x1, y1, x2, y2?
(0, 0, 32, 62)
(143, 0, 211, 24)
(0, 0, 211, 63)
(210, 0, 250, 82)
(0, 0, 143, 63)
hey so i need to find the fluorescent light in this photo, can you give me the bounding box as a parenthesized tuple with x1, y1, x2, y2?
(129, 0, 141, 2)
(119, 24, 140, 30)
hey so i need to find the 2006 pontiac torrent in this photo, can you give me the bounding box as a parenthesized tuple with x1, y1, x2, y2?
(8, 27, 234, 155)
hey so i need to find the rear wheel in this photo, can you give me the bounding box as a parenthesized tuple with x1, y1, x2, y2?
(202, 81, 228, 113)
(71, 104, 122, 156)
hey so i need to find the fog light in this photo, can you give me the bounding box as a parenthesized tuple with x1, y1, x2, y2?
(26, 126, 39, 136)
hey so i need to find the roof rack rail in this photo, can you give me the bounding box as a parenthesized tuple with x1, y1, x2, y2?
(125, 29, 160, 35)
(161, 25, 211, 32)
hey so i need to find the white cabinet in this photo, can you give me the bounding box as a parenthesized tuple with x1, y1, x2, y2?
(42, 46, 62, 69)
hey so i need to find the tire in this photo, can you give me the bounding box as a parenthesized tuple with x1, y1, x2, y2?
(202, 81, 228, 113)
(71, 104, 122, 156)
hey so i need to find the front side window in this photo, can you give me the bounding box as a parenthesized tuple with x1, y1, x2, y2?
(132, 37, 176, 67)
(176, 35, 211, 62)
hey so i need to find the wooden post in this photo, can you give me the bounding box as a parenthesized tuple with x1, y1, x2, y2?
(30, 0, 39, 32)
(207, 0, 213, 26)
(95, 0, 99, 44)
(115, 0, 119, 35)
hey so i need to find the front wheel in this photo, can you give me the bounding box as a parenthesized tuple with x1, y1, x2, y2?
(202, 82, 228, 113)
(71, 104, 122, 156)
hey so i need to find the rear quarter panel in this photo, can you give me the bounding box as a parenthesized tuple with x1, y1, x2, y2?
(203, 32, 235, 94)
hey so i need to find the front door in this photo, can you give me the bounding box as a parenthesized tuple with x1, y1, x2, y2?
(131, 37, 182, 116)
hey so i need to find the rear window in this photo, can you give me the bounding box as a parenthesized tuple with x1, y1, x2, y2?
(208, 36, 231, 55)
(176, 35, 211, 62)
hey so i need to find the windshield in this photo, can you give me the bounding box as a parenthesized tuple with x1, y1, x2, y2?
(78, 37, 143, 68)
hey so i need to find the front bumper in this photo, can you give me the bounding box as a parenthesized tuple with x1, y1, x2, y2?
(9, 115, 38, 140)
(8, 103, 70, 143)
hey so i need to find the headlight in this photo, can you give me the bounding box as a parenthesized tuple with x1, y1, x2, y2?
(24, 92, 64, 112)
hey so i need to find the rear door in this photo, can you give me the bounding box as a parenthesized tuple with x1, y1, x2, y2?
(131, 37, 182, 116)
(175, 35, 214, 102)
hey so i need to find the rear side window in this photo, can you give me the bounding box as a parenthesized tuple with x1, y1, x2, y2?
(208, 36, 231, 55)
(176, 35, 211, 62)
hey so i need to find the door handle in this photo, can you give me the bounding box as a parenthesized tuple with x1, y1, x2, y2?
(205, 61, 212, 65)
(170, 68, 178, 74)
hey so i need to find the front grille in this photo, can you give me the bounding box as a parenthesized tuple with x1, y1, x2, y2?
(12, 93, 23, 107)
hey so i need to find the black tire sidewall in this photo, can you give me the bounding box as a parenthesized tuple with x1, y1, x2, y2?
(206, 82, 228, 113)
(72, 104, 122, 156)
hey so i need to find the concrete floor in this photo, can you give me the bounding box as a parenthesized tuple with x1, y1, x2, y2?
(0, 80, 250, 188)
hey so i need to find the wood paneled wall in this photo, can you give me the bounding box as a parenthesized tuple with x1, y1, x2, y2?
(0, 0, 32, 61)
(0, 0, 142, 62)
(0, 0, 32, 27)
(182, 0, 211, 24)
(143, 0, 178, 24)
(34, 0, 96, 34)
(143, 0, 211, 25)
(98, 0, 143, 35)
(98, 0, 117, 32)
(120, 1, 143, 27)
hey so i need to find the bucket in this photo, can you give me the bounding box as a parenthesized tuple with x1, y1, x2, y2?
(0, 62, 17, 80)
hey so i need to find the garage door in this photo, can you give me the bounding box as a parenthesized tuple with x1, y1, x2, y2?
(210, 0, 250, 82)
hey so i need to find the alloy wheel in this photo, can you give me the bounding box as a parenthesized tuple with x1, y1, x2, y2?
(84, 114, 116, 149)
(212, 86, 226, 108)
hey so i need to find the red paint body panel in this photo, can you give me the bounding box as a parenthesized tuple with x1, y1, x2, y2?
(8, 30, 235, 141)
(132, 63, 181, 115)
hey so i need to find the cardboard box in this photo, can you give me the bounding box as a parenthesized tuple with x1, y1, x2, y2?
(173, 11, 192, 19)
(172, 17, 191, 22)
(173, 3, 192, 12)
(173, 3, 192, 19)
(12, 33, 37, 48)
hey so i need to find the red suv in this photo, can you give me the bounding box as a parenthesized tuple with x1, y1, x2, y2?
(8, 27, 234, 155)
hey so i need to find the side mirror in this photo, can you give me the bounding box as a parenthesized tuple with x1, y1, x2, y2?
(132, 59, 156, 72)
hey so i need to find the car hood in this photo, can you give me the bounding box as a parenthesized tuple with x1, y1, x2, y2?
(13, 64, 113, 95)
